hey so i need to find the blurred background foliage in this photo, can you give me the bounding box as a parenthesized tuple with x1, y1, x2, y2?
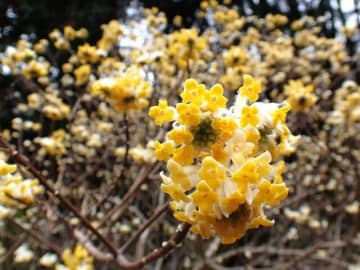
(1, 0, 359, 43)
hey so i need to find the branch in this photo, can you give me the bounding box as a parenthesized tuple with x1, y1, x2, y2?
(7, 217, 62, 255)
(117, 222, 191, 270)
(97, 161, 158, 228)
(119, 201, 170, 253)
(0, 136, 118, 256)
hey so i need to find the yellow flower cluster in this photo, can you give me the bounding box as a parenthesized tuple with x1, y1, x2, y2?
(90, 67, 152, 112)
(74, 64, 91, 86)
(167, 28, 207, 70)
(328, 80, 360, 124)
(0, 160, 43, 210)
(77, 44, 100, 64)
(22, 60, 49, 80)
(34, 129, 67, 157)
(97, 20, 123, 51)
(49, 26, 88, 50)
(284, 80, 318, 112)
(28, 91, 71, 121)
(55, 244, 94, 270)
(149, 75, 299, 244)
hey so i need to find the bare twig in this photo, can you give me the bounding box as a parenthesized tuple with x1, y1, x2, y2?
(0, 136, 118, 256)
(119, 201, 170, 253)
(117, 222, 191, 270)
(7, 217, 62, 255)
(97, 161, 158, 228)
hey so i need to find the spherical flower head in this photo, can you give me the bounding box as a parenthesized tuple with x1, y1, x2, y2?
(239, 74, 262, 102)
(77, 43, 100, 64)
(150, 77, 298, 244)
(284, 80, 318, 112)
(149, 99, 176, 125)
(89, 67, 152, 112)
(0, 161, 43, 208)
(167, 28, 207, 70)
(223, 46, 248, 68)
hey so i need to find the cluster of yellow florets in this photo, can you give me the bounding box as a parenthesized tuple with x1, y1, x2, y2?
(55, 243, 94, 270)
(284, 80, 318, 112)
(28, 90, 71, 121)
(167, 28, 208, 70)
(149, 75, 299, 244)
(328, 80, 360, 124)
(0, 159, 43, 211)
(90, 67, 152, 112)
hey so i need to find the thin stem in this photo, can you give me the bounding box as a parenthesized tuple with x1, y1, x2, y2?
(7, 217, 62, 255)
(0, 235, 26, 264)
(93, 112, 131, 211)
(122, 112, 130, 179)
(117, 222, 191, 270)
(119, 201, 170, 253)
(97, 161, 158, 228)
(0, 136, 118, 256)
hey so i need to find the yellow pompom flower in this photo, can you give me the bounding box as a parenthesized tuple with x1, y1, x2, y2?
(284, 80, 318, 112)
(0, 163, 17, 176)
(77, 43, 100, 64)
(167, 28, 207, 70)
(239, 74, 262, 102)
(148, 99, 176, 125)
(223, 46, 248, 68)
(89, 67, 152, 112)
(150, 77, 298, 244)
(0, 161, 43, 208)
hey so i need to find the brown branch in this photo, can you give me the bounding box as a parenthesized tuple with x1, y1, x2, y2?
(97, 161, 158, 228)
(92, 113, 131, 211)
(0, 136, 118, 256)
(7, 217, 62, 255)
(0, 234, 26, 264)
(119, 201, 170, 253)
(74, 229, 114, 262)
(116, 222, 191, 270)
